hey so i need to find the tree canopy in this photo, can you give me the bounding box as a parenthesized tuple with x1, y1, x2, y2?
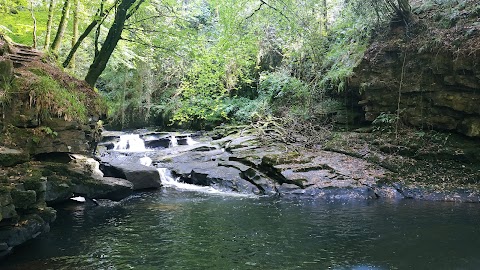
(0, 0, 411, 128)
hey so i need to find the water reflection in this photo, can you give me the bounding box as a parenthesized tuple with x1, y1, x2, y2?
(2, 191, 480, 269)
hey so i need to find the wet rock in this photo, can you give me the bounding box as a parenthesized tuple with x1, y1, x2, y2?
(72, 177, 133, 201)
(45, 181, 73, 204)
(399, 185, 480, 203)
(282, 186, 377, 200)
(101, 161, 161, 190)
(0, 214, 50, 247)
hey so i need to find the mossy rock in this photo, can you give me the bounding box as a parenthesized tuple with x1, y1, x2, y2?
(0, 191, 12, 207)
(262, 152, 307, 166)
(0, 59, 13, 84)
(23, 178, 47, 193)
(36, 207, 56, 223)
(11, 189, 37, 210)
(1, 204, 17, 220)
(0, 148, 29, 167)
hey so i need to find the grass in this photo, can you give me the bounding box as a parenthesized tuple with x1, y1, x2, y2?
(27, 68, 88, 122)
(0, 4, 50, 46)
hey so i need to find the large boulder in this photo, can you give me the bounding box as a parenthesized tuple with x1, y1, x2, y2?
(43, 159, 134, 203)
(72, 176, 134, 201)
(101, 161, 161, 190)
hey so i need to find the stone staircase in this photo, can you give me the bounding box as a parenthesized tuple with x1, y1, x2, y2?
(5, 44, 42, 68)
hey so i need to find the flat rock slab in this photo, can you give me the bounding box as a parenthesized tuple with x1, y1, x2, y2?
(73, 176, 134, 201)
(101, 161, 161, 190)
(0, 147, 29, 167)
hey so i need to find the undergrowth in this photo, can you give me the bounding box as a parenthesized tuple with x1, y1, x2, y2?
(28, 69, 87, 122)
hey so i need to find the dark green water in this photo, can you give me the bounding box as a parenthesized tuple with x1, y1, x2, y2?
(2, 188, 480, 270)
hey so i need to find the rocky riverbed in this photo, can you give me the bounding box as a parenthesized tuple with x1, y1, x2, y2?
(99, 125, 480, 202)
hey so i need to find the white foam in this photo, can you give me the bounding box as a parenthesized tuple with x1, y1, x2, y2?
(70, 196, 86, 203)
(139, 156, 153, 167)
(157, 168, 254, 198)
(169, 135, 178, 147)
(186, 136, 198, 145)
(114, 134, 147, 152)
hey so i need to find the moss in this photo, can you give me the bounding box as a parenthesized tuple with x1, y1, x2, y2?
(11, 189, 36, 210)
(26, 71, 88, 123)
(0, 151, 29, 167)
(23, 177, 46, 193)
(262, 152, 305, 166)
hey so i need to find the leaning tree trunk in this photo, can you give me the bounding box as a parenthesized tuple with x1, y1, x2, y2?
(44, 0, 55, 50)
(51, 0, 71, 54)
(63, 5, 109, 68)
(85, 0, 140, 87)
(63, 19, 98, 68)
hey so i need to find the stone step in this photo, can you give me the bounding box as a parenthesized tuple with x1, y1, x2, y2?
(16, 51, 41, 58)
(12, 43, 33, 50)
(7, 55, 35, 62)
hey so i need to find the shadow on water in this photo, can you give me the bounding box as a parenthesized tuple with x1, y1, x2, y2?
(2, 189, 480, 269)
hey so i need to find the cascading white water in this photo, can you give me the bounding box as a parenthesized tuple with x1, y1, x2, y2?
(157, 168, 253, 197)
(186, 136, 198, 145)
(169, 135, 178, 147)
(114, 134, 147, 151)
(139, 156, 152, 167)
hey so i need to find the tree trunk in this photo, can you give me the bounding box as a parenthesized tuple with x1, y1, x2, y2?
(44, 0, 55, 50)
(69, 0, 79, 68)
(397, 0, 411, 19)
(94, 0, 105, 58)
(51, 0, 71, 54)
(30, 1, 37, 48)
(85, 0, 139, 87)
(63, 3, 116, 68)
(63, 20, 97, 68)
(321, 0, 327, 34)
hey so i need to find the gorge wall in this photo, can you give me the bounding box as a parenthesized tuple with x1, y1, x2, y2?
(0, 35, 110, 258)
(350, 1, 480, 137)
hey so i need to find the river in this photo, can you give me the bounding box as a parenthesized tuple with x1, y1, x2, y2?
(1, 187, 480, 269)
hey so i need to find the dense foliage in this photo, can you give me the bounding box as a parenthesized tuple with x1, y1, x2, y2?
(0, 0, 411, 129)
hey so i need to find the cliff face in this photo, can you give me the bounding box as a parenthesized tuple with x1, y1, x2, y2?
(350, 0, 480, 137)
(0, 36, 109, 259)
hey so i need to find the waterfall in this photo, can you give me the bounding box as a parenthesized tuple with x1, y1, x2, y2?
(169, 135, 178, 147)
(186, 136, 198, 145)
(114, 134, 147, 152)
(157, 168, 177, 185)
(157, 168, 252, 197)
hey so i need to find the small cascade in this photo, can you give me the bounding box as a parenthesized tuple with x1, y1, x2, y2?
(114, 134, 147, 152)
(186, 136, 198, 145)
(169, 135, 178, 147)
(139, 156, 152, 167)
(157, 168, 253, 197)
(88, 158, 104, 178)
